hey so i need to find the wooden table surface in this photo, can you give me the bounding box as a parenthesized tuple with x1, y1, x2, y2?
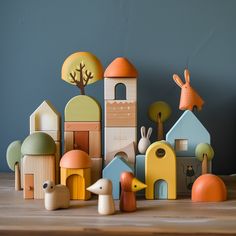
(0, 173, 236, 236)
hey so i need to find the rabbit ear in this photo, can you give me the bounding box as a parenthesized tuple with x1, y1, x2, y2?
(184, 69, 190, 83)
(173, 74, 184, 88)
(147, 127, 152, 139)
(140, 126, 146, 138)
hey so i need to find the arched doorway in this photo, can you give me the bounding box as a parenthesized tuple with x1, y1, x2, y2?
(66, 174, 84, 199)
(115, 83, 126, 100)
(154, 179, 168, 199)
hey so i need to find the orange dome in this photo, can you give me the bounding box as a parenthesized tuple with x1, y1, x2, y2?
(192, 174, 227, 202)
(60, 150, 91, 169)
(104, 57, 138, 78)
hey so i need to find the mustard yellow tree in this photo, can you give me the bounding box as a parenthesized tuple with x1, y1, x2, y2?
(148, 101, 171, 141)
(61, 52, 103, 95)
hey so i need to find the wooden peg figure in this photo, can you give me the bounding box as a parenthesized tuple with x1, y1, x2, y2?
(87, 178, 115, 215)
(120, 172, 147, 212)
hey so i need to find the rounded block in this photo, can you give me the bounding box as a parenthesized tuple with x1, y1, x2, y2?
(6, 140, 22, 171)
(60, 150, 91, 169)
(192, 174, 227, 202)
(21, 132, 56, 155)
(104, 57, 138, 78)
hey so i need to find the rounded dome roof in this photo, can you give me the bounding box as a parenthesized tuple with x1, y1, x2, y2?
(192, 174, 227, 202)
(104, 57, 138, 78)
(21, 132, 56, 155)
(60, 150, 91, 169)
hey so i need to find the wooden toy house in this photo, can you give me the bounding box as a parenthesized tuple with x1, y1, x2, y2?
(60, 150, 91, 200)
(102, 156, 134, 199)
(145, 141, 176, 200)
(30, 100, 61, 184)
(166, 110, 211, 196)
(64, 95, 102, 183)
(104, 57, 138, 166)
(21, 132, 56, 199)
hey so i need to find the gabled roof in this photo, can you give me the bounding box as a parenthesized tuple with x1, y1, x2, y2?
(104, 57, 138, 78)
(103, 156, 133, 173)
(31, 100, 60, 117)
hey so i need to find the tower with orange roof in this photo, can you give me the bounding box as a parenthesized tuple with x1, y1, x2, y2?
(104, 57, 138, 166)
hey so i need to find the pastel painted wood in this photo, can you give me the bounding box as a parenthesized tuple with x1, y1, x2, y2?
(102, 156, 134, 200)
(89, 131, 101, 159)
(60, 150, 91, 200)
(87, 179, 115, 215)
(43, 180, 70, 211)
(135, 154, 146, 197)
(145, 141, 176, 200)
(64, 132, 74, 153)
(74, 131, 89, 153)
(64, 122, 101, 131)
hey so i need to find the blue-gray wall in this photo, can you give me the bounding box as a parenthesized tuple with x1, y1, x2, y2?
(1, 0, 235, 174)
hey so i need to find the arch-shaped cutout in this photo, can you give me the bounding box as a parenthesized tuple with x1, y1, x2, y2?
(115, 83, 126, 100)
(154, 179, 168, 199)
(66, 174, 84, 199)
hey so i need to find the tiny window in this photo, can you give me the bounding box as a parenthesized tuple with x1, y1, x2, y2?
(156, 148, 166, 158)
(175, 139, 188, 151)
(115, 83, 126, 100)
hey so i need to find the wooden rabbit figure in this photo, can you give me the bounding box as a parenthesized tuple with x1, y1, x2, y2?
(173, 69, 204, 111)
(120, 172, 147, 212)
(138, 126, 152, 154)
(87, 179, 115, 215)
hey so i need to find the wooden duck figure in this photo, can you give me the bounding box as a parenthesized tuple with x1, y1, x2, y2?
(87, 178, 115, 215)
(120, 172, 147, 212)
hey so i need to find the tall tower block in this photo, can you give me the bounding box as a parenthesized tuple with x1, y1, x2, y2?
(104, 57, 138, 166)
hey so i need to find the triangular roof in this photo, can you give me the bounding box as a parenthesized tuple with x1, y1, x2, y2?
(103, 156, 133, 173)
(104, 57, 138, 78)
(31, 100, 60, 117)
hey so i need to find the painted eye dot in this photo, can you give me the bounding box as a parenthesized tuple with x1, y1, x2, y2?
(134, 185, 137, 188)
(100, 187, 102, 189)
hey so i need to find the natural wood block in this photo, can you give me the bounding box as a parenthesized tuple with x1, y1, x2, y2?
(74, 131, 89, 153)
(89, 131, 101, 158)
(104, 78, 137, 101)
(55, 142, 61, 185)
(30, 130, 60, 142)
(24, 174, 34, 199)
(105, 100, 137, 127)
(65, 122, 101, 131)
(91, 158, 103, 184)
(64, 131, 74, 153)
(23, 155, 56, 199)
(30, 100, 61, 132)
(65, 95, 101, 122)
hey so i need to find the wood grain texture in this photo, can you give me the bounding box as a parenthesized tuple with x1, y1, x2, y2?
(64, 131, 74, 153)
(0, 173, 236, 235)
(65, 122, 101, 132)
(89, 131, 101, 158)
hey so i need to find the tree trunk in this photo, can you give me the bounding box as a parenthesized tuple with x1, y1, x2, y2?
(157, 113, 164, 141)
(80, 86, 85, 95)
(202, 154, 208, 175)
(15, 162, 21, 191)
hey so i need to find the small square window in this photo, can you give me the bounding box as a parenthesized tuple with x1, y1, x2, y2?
(175, 139, 188, 151)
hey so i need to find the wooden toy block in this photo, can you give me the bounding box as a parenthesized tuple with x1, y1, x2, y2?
(135, 154, 146, 197)
(87, 179, 115, 215)
(192, 174, 227, 202)
(102, 156, 134, 200)
(105, 142, 136, 166)
(91, 158, 102, 184)
(138, 126, 152, 154)
(6, 140, 22, 191)
(30, 130, 60, 142)
(30, 100, 61, 132)
(65, 95, 101, 122)
(173, 69, 204, 111)
(166, 110, 210, 157)
(23, 155, 56, 199)
(43, 180, 70, 211)
(105, 100, 136, 127)
(55, 141, 61, 184)
(89, 131, 101, 158)
(74, 131, 89, 153)
(64, 121, 101, 132)
(104, 127, 137, 164)
(145, 141, 176, 200)
(64, 131, 74, 153)
(60, 150, 91, 200)
(176, 157, 201, 196)
(104, 78, 137, 101)
(120, 172, 147, 212)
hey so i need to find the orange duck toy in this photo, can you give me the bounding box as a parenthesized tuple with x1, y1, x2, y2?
(120, 172, 147, 212)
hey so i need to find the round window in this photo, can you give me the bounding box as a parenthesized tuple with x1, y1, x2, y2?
(156, 148, 165, 158)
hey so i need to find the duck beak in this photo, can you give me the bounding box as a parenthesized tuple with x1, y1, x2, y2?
(131, 178, 147, 192)
(86, 183, 96, 194)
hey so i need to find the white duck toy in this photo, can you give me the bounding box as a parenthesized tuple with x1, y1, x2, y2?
(87, 179, 115, 215)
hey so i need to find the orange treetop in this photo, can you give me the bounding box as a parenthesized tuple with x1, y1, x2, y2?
(104, 57, 138, 78)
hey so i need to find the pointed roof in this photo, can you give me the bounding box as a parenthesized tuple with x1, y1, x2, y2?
(103, 156, 133, 173)
(104, 57, 138, 78)
(31, 100, 60, 117)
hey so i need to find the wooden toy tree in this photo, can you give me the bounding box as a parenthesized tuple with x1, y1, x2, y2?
(195, 143, 214, 175)
(61, 52, 103, 95)
(6, 141, 22, 191)
(148, 101, 171, 141)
